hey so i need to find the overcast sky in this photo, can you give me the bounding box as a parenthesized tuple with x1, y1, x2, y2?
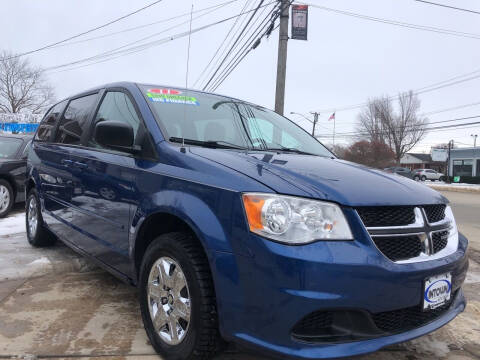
(2, 0, 479, 152)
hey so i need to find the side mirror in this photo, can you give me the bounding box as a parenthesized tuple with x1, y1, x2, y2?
(94, 120, 140, 154)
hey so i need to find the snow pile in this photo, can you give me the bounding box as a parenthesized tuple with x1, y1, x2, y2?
(0, 212, 26, 236)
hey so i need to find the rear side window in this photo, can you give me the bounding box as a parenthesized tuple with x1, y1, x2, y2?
(55, 94, 98, 145)
(35, 101, 67, 142)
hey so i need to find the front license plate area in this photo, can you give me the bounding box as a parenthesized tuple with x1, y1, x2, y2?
(423, 273, 452, 310)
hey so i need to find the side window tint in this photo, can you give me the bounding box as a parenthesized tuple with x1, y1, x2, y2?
(35, 101, 67, 142)
(55, 94, 98, 145)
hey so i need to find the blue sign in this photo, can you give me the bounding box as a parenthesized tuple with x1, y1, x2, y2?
(0, 123, 39, 133)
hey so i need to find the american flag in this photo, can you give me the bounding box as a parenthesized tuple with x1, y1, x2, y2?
(328, 112, 336, 121)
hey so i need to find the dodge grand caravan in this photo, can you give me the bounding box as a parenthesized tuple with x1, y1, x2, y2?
(26, 82, 469, 360)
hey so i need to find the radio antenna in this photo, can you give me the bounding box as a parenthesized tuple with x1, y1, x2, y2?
(182, 2, 194, 148)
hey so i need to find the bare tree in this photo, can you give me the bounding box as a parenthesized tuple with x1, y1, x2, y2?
(357, 91, 428, 164)
(0, 51, 55, 115)
(343, 140, 395, 168)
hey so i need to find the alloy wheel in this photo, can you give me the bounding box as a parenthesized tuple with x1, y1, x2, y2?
(147, 256, 191, 345)
(28, 196, 38, 236)
(0, 185, 10, 213)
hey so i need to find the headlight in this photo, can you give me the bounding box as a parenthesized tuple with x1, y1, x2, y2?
(242, 193, 353, 244)
(445, 205, 458, 239)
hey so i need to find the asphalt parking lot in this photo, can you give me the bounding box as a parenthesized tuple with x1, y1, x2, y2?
(0, 191, 479, 360)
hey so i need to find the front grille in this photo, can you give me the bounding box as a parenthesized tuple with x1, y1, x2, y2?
(356, 206, 415, 227)
(372, 291, 457, 333)
(372, 236, 422, 261)
(432, 231, 449, 253)
(292, 311, 334, 336)
(424, 204, 446, 223)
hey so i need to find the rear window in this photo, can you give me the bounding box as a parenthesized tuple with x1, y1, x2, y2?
(35, 101, 67, 142)
(0, 137, 22, 159)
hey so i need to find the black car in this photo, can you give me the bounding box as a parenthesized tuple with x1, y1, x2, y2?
(0, 133, 33, 217)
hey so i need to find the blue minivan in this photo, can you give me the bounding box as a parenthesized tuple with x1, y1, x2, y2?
(26, 82, 469, 359)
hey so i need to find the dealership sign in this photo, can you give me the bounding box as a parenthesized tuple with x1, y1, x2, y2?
(431, 148, 448, 162)
(292, 5, 308, 40)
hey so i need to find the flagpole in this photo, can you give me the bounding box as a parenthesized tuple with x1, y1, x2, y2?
(333, 116, 336, 147)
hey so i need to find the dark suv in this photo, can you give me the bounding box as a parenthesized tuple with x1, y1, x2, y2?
(26, 82, 468, 360)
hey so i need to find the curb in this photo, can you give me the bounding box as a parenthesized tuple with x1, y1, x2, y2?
(427, 185, 480, 193)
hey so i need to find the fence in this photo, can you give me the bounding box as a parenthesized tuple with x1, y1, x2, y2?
(0, 113, 43, 134)
(0, 123, 39, 133)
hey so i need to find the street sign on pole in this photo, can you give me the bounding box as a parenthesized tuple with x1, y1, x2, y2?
(291, 5, 308, 40)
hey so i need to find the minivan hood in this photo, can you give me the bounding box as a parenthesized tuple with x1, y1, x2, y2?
(190, 148, 446, 207)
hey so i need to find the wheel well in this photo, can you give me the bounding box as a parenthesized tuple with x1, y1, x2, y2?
(26, 179, 36, 196)
(0, 175, 16, 197)
(134, 212, 203, 278)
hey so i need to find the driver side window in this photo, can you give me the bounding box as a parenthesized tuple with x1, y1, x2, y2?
(89, 91, 141, 149)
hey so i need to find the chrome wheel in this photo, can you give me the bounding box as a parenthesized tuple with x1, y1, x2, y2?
(148, 256, 191, 345)
(27, 196, 38, 236)
(0, 185, 10, 213)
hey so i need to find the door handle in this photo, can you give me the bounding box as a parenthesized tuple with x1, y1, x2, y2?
(74, 161, 88, 169)
(61, 159, 73, 167)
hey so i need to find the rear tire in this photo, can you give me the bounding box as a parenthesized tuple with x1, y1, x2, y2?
(421, 175, 427, 181)
(0, 180, 14, 218)
(414, 175, 420, 181)
(139, 232, 222, 360)
(26, 189, 56, 247)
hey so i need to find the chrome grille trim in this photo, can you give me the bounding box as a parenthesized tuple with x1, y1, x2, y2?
(357, 206, 458, 264)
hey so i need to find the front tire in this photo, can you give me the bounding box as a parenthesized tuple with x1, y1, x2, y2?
(0, 180, 14, 218)
(414, 175, 420, 181)
(26, 189, 56, 247)
(421, 175, 427, 181)
(139, 232, 222, 360)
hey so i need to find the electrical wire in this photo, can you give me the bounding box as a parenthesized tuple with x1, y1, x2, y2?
(207, 2, 279, 91)
(206, 0, 291, 92)
(298, 1, 480, 40)
(47, 0, 242, 51)
(46, 3, 275, 73)
(202, 0, 267, 91)
(193, 0, 255, 88)
(315, 118, 480, 139)
(413, 0, 480, 16)
(6, 0, 165, 60)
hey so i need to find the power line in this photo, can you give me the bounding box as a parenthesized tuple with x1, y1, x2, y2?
(315, 68, 480, 113)
(202, 0, 267, 91)
(316, 118, 480, 138)
(298, 1, 480, 40)
(207, 3, 279, 91)
(413, 0, 480, 16)
(319, 115, 480, 137)
(422, 101, 480, 116)
(6, 0, 165, 60)
(46, 3, 275, 73)
(207, 0, 290, 92)
(193, 0, 255, 88)
(47, 0, 242, 51)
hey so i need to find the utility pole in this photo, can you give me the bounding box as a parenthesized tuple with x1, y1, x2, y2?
(472, 134, 478, 148)
(447, 140, 454, 183)
(274, 0, 290, 115)
(311, 111, 320, 137)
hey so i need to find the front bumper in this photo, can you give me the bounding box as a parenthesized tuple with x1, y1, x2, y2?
(211, 216, 469, 359)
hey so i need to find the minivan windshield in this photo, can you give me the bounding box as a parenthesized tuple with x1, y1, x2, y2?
(141, 85, 333, 157)
(0, 137, 22, 159)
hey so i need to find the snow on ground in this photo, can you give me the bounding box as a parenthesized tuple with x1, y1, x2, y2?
(0, 211, 25, 236)
(424, 181, 480, 191)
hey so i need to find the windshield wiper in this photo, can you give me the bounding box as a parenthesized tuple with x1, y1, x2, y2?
(169, 137, 248, 150)
(264, 146, 317, 156)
